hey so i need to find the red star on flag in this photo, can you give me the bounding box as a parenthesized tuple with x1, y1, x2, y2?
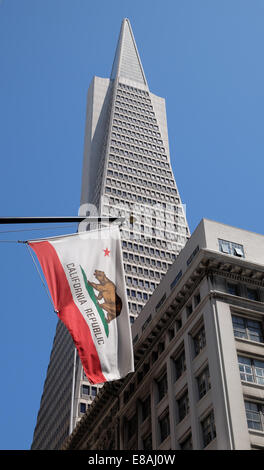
(103, 248, 110, 256)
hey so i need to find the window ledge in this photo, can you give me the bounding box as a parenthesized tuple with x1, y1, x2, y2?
(158, 434, 170, 450)
(156, 393, 168, 409)
(176, 412, 190, 429)
(241, 380, 264, 391)
(192, 347, 207, 365)
(235, 337, 264, 349)
(174, 370, 187, 385)
(248, 429, 264, 438)
(197, 389, 212, 405)
(204, 437, 217, 450)
(140, 415, 151, 433)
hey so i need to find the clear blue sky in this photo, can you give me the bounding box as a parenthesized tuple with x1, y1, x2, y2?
(0, 0, 264, 450)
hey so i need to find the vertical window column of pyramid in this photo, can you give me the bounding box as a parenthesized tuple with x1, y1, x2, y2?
(91, 84, 115, 210)
(101, 82, 189, 320)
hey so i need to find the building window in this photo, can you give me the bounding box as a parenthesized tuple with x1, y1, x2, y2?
(238, 356, 264, 385)
(197, 366, 211, 399)
(247, 287, 259, 301)
(227, 282, 239, 296)
(157, 373, 168, 402)
(187, 245, 199, 266)
(129, 382, 135, 395)
(193, 325, 206, 356)
(177, 390, 189, 422)
(142, 314, 152, 332)
(174, 349, 186, 381)
(201, 410, 216, 448)
(152, 350, 158, 363)
(158, 341, 165, 355)
(176, 316, 182, 331)
(155, 293, 166, 311)
(142, 395, 151, 422)
(168, 327, 175, 341)
(142, 433, 152, 450)
(127, 413, 137, 441)
(186, 303, 193, 317)
(79, 402, 86, 414)
(82, 385, 90, 396)
(137, 369, 143, 384)
(194, 292, 201, 307)
(232, 315, 263, 343)
(170, 270, 182, 290)
(218, 239, 244, 258)
(245, 401, 264, 431)
(179, 433, 193, 450)
(143, 362, 150, 374)
(218, 239, 230, 254)
(159, 411, 170, 443)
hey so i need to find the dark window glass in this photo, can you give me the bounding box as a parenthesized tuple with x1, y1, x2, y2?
(80, 403, 86, 413)
(227, 282, 239, 296)
(201, 411, 216, 447)
(174, 350, 186, 381)
(197, 366, 211, 399)
(159, 412, 170, 442)
(157, 374, 168, 402)
(194, 292, 201, 306)
(247, 288, 258, 301)
(186, 304, 193, 317)
(142, 395, 151, 422)
(193, 326, 206, 356)
(127, 413, 137, 441)
(82, 385, 90, 395)
(142, 434, 152, 450)
(178, 391, 189, 422)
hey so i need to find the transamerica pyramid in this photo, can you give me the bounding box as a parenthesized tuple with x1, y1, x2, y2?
(31, 18, 190, 450)
(110, 18, 147, 84)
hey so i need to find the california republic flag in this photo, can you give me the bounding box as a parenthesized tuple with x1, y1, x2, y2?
(28, 225, 134, 384)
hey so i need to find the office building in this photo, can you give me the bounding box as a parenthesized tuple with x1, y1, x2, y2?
(62, 219, 264, 450)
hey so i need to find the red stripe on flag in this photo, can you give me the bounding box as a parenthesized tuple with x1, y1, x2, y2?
(28, 241, 106, 385)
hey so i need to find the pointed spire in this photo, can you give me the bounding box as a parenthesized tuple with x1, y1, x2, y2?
(111, 18, 148, 87)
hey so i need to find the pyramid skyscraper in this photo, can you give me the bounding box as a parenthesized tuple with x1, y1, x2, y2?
(31, 18, 189, 450)
(80, 18, 190, 321)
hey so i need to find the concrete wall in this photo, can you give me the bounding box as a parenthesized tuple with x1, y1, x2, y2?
(80, 77, 112, 208)
(203, 219, 264, 265)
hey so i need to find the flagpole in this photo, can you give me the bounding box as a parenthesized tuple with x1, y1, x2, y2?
(69, 347, 77, 435)
(0, 216, 122, 224)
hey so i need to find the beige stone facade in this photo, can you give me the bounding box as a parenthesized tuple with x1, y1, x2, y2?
(62, 219, 264, 450)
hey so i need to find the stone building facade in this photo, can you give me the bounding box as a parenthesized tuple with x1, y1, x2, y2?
(62, 219, 264, 450)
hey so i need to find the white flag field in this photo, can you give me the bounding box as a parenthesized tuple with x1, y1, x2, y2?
(28, 225, 134, 384)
